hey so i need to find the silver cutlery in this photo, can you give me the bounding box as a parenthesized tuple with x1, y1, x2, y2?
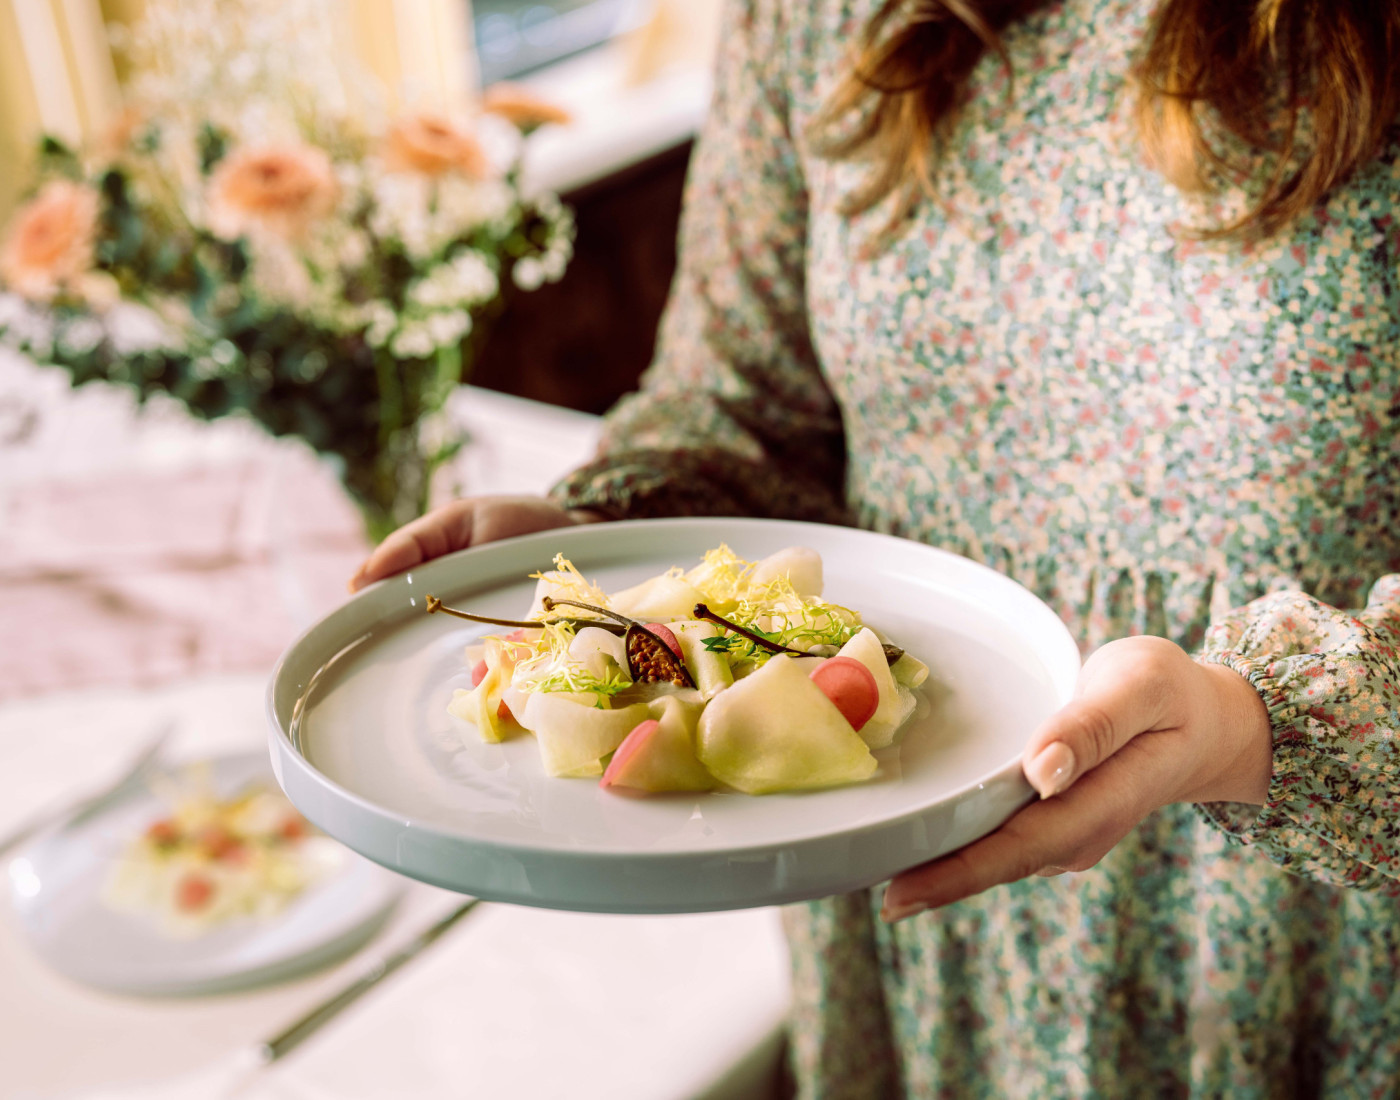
(256, 897, 483, 1064)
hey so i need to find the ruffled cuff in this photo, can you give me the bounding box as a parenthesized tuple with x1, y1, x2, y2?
(1192, 581, 1400, 891)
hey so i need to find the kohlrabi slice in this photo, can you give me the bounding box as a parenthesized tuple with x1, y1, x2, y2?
(891, 650, 930, 688)
(672, 620, 734, 700)
(449, 668, 509, 743)
(609, 573, 707, 622)
(519, 691, 652, 777)
(447, 634, 529, 743)
(834, 627, 907, 750)
(750, 546, 824, 598)
(696, 654, 877, 794)
(567, 626, 628, 680)
(601, 696, 714, 793)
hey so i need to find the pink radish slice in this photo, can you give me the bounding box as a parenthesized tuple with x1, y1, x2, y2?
(471, 659, 489, 686)
(644, 622, 683, 660)
(809, 657, 879, 731)
(503, 629, 527, 642)
(601, 719, 660, 789)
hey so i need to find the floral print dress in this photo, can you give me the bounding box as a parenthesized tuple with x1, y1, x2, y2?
(552, 0, 1400, 1095)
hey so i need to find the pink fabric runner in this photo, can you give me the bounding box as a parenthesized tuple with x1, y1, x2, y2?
(0, 351, 602, 702)
(2, 449, 367, 701)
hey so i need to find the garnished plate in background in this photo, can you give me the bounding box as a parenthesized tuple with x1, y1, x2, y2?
(267, 518, 1080, 914)
(8, 751, 403, 995)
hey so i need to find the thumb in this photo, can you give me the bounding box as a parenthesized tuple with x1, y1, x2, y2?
(1021, 637, 1184, 799)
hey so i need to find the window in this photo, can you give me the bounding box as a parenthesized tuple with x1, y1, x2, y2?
(472, 0, 638, 84)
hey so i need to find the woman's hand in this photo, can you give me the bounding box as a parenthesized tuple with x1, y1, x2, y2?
(348, 495, 607, 592)
(880, 636, 1273, 922)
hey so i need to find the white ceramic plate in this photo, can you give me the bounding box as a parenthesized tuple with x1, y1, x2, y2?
(7, 751, 404, 995)
(268, 518, 1080, 914)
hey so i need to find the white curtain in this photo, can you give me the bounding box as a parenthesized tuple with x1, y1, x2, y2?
(0, 0, 476, 220)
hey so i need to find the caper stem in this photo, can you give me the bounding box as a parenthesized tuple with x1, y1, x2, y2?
(425, 595, 624, 634)
(691, 604, 811, 657)
(692, 602, 904, 665)
(540, 596, 633, 629)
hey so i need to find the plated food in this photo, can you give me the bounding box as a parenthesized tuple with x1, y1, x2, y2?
(270, 517, 1079, 911)
(434, 545, 929, 795)
(102, 771, 347, 937)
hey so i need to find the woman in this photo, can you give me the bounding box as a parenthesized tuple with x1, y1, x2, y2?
(354, 0, 1400, 1094)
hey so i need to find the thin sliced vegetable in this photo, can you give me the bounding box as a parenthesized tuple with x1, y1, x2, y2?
(697, 655, 877, 794)
(673, 620, 735, 700)
(602, 697, 714, 793)
(833, 628, 905, 750)
(524, 692, 651, 777)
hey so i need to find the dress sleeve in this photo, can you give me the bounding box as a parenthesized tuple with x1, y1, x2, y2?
(550, 0, 849, 524)
(1195, 574, 1400, 890)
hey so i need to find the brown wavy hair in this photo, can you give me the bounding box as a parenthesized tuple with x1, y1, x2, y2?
(811, 0, 1400, 246)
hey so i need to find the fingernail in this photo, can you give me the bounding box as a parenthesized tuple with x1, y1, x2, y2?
(1025, 741, 1076, 799)
(881, 901, 927, 924)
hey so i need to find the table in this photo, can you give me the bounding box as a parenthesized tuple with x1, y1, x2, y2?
(0, 349, 791, 1100)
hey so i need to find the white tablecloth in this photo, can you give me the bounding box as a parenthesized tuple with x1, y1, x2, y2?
(0, 351, 792, 1100)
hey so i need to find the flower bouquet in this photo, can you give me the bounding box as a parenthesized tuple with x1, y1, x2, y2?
(0, 0, 573, 542)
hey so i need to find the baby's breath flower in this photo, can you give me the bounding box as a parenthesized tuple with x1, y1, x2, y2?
(337, 229, 370, 270)
(362, 300, 397, 347)
(426, 310, 471, 348)
(58, 316, 105, 355)
(449, 250, 498, 302)
(390, 325, 434, 360)
(408, 250, 498, 312)
(513, 256, 545, 291)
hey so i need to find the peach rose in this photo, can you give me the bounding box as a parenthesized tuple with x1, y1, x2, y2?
(206, 143, 339, 241)
(0, 180, 101, 302)
(96, 105, 146, 161)
(481, 83, 572, 130)
(382, 112, 489, 178)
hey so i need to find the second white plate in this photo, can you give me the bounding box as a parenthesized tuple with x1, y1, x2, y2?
(8, 751, 404, 995)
